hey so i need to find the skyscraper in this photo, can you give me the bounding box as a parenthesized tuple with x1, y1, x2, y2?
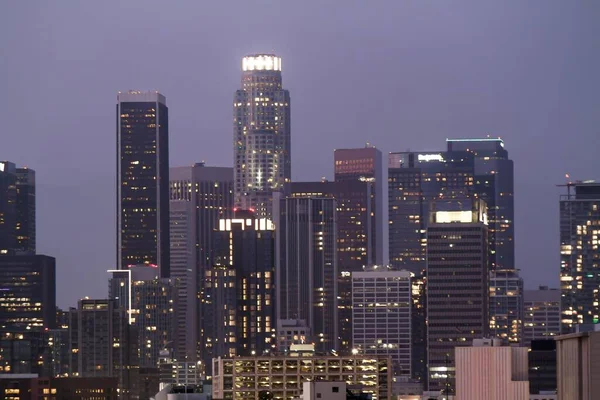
(334, 146, 385, 265)
(559, 181, 600, 333)
(0, 254, 56, 374)
(15, 167, 35, 254)
(426, 199, 489, 394)
(68, 299, 138, 395)
(388, 150, 476, 273)
(0, 161, 17, 253)
(446, 138, 514, 271)
(352, 269, 411, 377)
(273, 194, 338, 352)
(202, 211, 275, 372)
(290, 180, 374, 353)
(117, 91, 170, 277)
(233, 54, 291, 218)
(0, 163, 36, 255)
(109, 267, 178, 366)
(169, 163, 233, 360)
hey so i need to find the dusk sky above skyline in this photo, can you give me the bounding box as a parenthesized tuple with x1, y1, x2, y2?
(1, 2, 598, 308)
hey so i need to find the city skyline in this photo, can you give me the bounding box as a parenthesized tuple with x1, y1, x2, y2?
(1, 2, 598, 307)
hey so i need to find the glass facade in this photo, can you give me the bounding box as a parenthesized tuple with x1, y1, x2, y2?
(234, 54, 291, 219)
(202, 212, 275, 374)
(559, 182, 600, 332)
(274, 196, 338, 352)
(290, 181, 373, 354)
(117, 91, 170, 277)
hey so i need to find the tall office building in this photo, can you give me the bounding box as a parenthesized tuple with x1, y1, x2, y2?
(1, 162, 35, 255)
(426, 199, 489, 394)
(388, 149, 475, 384)
(233, 54, 291, 218)
(489, 269, 524, 345)
(291, 180, 374, 353)
(273, 195, 338, 352)
(169, 163, 233, 360)
(0, 161, 17, 253)
(524, 286, 561, 346)
(68, 299, 138, 395)
(559, 181, 600, 333)
(446, 138, 514, 271)
(109, 267, 178, 366)
(334, 146, 384, 265)
(352, 269, 411, 377)
(117, 91, 170, 277)
(202, 211, 275, 372)
(15, 168, 35, 254)
(0, 255, 56, 375)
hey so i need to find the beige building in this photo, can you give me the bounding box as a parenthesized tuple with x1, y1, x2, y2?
(212, 351, 392, 400)
(455, 338, 528, 400)
(556, 326, 600, 400)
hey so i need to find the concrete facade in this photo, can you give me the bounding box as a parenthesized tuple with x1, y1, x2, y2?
(555, 327, 600, 400)
(455, 339, 528, 400)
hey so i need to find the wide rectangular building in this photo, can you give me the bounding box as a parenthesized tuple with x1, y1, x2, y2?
(212, 353, 392, 400)
(117, 90, 170, 277)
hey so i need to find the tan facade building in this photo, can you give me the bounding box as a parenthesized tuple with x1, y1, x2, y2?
(556, 327, 600, 400)
(455, 338, 528, 400)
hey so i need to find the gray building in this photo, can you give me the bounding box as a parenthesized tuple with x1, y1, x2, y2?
(489, 269, 524, 345)
(524, 286, 561, 346)
(68, 299, 138, 396)
(202, 212, 275, 374)
(0, 162, 36, 255)
(0, 254, 56, 375)
(334, 146, 385, 266)
(352, 269, 411, 377)
(109, 266, 178, 366)
(169, 163, 233, 360)
(117, 91, 170, 277)
(290, 180, 374, 354)
(426, 199, 489, 394)
(446, 138, 515, 271)
(274, 195, 338, 352)
(559, 181, 600, 333)
(233, 54, 291, 218)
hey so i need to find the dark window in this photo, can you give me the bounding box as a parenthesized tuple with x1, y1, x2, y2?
(332, 387, 339, 393)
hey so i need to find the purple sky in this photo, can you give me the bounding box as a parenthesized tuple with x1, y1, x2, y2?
(1, 2, 598, 308)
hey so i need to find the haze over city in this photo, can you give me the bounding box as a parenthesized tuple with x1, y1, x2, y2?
(1, 1, 599, 308)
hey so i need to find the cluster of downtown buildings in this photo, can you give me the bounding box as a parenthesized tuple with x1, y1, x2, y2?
(0, 54, 598, 400)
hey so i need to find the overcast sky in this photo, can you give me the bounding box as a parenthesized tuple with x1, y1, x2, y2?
(1, 1, 598, 308)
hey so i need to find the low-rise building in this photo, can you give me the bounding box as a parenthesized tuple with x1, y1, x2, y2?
(555, 324, 600, 400)
(212, 347, 391, 399)
(455, 338, 528, 400)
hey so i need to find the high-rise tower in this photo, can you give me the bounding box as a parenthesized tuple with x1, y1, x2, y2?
(117, 91, 170, 277)
(233, 54, 291, 218)
(559, 181, 600, 333)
